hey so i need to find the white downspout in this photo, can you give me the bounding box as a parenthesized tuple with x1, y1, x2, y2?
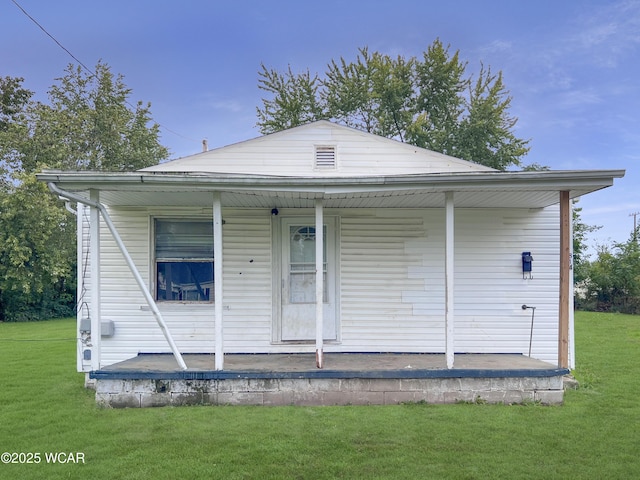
(89, 189, 101, 371)
(48, 182, 188, 371)
(76, 201, 84, 373)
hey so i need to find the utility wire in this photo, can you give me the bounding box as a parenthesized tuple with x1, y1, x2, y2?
(11, 0, 200, 145)
(11, 0, 94, 77)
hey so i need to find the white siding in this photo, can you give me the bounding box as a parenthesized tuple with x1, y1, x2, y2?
(92, 208, 275, 366)
(339, 210, 443, 351)
(453, 208, 560, 361)
(89, 205, 561, 367)
(142, 121, 493, 177)
(338, 207, 560, 363)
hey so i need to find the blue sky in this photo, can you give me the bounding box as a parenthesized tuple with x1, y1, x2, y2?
(3, 0, 639, 252)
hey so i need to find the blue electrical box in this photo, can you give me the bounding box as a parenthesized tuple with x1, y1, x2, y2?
(522, 252, 533, 278)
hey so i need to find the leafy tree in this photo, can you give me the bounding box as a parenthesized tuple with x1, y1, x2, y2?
(406, 41, 467, 152)
(581, 230, 640, 314)
(454, 66, 528, 170)
(572, 202, 601, 285)
(323, 48, 414, 141)
(257, 39, 530, 170)
(0, 174, 75, 321)
(15, 61, 168, 174)
(256, 64, 325, 134)
(0, 76, 33, 185)
(0, 63, 168, 321)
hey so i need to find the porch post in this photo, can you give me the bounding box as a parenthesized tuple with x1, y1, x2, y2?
(315, 198, 324, 368)
(445, 192, 455, 369)
(89, 189, 101, 371)
(569, 200, 576, 369)
(559, 190, 571, 369)
(213, 192, 224, 370)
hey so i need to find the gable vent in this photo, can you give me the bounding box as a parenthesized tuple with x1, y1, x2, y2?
(315, 146, 336, 169)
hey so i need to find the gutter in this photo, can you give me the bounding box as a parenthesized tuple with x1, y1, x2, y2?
(37, 169, 626, 191)
(48, 182, 188, 371)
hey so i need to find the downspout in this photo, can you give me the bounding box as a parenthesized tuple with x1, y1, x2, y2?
(48, 182, 188, 371)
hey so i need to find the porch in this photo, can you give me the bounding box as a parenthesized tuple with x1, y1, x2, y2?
(91, 353, 569, 407)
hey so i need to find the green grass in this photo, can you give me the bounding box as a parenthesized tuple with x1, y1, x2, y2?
(0, 312, 638, 479)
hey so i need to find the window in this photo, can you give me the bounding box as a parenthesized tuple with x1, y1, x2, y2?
(155, 219, 213, 302)
(289, 225, 327, 303)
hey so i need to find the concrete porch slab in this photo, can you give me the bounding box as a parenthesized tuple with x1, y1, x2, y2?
(94, 352, 567, 379)
(90, 353, 568, 407)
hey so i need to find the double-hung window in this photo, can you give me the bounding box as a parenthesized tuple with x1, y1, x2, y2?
(155, 219, 214, 302)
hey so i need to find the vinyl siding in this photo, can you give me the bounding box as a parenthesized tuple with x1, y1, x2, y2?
(84, 205, 561, 368)
(94, 208, 274, 366)
(453, 208, 560, 360)
(143, 122, 492, 177)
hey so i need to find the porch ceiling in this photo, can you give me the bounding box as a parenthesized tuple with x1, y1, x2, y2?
(91, 188, 564, 209)
(37, 169, 625, 209)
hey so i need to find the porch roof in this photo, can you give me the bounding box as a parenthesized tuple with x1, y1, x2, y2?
(37, 169, 624, 209)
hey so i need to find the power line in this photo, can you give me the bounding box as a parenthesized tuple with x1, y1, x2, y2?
(11, 0, 95, 77)
(11, 0, 200, 146)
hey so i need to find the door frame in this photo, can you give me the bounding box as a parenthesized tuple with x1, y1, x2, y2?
(271, 214, 340, 343)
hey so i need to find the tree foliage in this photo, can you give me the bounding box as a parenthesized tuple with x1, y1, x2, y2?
(578, 230, 640, 314)
(0, 63, 168, 321)
(13, 62, 168, 174)
(257, 40, 530, 170)
(572, 202, 601, 285)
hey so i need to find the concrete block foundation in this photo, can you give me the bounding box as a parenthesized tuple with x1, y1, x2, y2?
(94, 374, 565, 407)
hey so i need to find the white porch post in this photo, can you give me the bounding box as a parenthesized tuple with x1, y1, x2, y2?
(315, 198, 324, 368)
(445, 192, 455, 369)
(89, 189, 101, 371)
(213, 192, 224, 370)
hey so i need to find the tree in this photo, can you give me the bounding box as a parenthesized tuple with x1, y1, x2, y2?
(581, 230, 640, 314)
(256, 64, 325, 134)
(15, 61, 168, 174)
(406, 41, 467, 152)
(0, 173, 75, 321)
(323, 48, 415, 141)
(257, 40, 530, 170)
(0, 76, 33, 185)
(454, 66, 529, 170)
(0, 63, 168, 321)
(572, 201, 601, 285)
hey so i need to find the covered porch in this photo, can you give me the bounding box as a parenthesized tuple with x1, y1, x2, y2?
(39, 169, 624, 373)
(91, 352, 569, 407)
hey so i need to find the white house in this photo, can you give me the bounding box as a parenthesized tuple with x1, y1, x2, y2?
(38, 121, 624, 406)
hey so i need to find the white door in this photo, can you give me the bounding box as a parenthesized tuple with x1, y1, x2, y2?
(280, 217, 337, 341)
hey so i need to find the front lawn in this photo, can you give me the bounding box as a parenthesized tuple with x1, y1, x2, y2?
(0, 312, 638, 479)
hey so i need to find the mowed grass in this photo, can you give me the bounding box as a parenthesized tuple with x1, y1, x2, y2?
(0, 312, 638, 479)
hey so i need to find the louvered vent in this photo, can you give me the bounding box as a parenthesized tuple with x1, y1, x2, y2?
(315, 146, 336, 169)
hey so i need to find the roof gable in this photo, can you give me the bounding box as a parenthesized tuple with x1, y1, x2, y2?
(142, 120, 495, 176)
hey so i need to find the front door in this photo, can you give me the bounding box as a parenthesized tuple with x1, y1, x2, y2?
(280, 217, 337, 341)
